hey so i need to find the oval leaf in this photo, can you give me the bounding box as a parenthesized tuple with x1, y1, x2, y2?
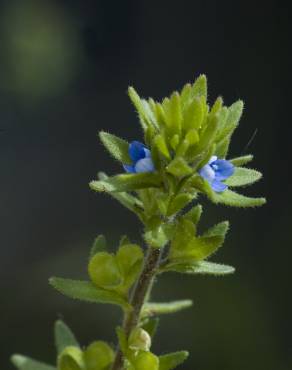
(49, 277, 131, 310)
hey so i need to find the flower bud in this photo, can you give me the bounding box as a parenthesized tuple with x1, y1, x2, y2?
(84, 341, 114, 370)
(58, 346, 84, 370)
(130, 351, 159, 370)
(128, 328, 151, 352)
(88, 252, 122, 289)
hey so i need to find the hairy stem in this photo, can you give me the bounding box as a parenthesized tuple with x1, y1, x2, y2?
(111, 247, 162, 370)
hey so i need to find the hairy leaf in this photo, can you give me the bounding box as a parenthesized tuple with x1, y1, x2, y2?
(90, 234, 107, 259)
(161, 260, 235, 275)
(230, 154, 253, 166)
(225, 167, 262, 187)
(97, 172, 144, 217)
(90, 172, 162, 193)
(159, 351, 189, 370)
(49, 277, 131, 310)
(211, 189, 266, 207)
(54, 320, 79, 355)
(11, 355, 56, 370)
(99, 132, 131, 164)
(142, 300, 193, 316)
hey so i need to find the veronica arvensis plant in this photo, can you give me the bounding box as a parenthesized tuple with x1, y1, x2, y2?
(11, 75, 266, 370)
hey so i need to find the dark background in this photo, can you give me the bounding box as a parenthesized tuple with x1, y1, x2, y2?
(0, 0, 291, 369)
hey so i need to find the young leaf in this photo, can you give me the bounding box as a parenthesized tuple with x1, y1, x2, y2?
(159, 351, 189, 370)
(161, 260, 235, 275)
(230, 154, 254, 166)
(97, 172, 144, 218)
(191, 74, 207, 98)
(49, 277, 131, 310)
(119, 235, 131, 246)
(58, 346, 84, 370)
(90, 172, 162, 193)
(90, 234, 107, 259)
(11, 355, 56, 370)
(166, 157, 193, 177)
(167, 193, 194, 216)
(142, 300, 193, 317)
(164, 92, 183, 134)
(54, 320, 79, 355)
(142, 317, 160, 339)
(193, 114, 219, 156)
(183, 204, 202, 225)
(216, 100, 243, 142)
(224, 167, 262, 187)
(128, 87, 150, 130)
(153, 134, 170, 159)
(116, 326, 128, 354)
(184, 97, 204, 131)
(211, 189, 266, 207)
(144, 223, 172, 248)
(99, 132, 131, 164)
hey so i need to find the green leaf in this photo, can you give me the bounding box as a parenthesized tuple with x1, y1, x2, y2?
(90, 172, 162, 193)
(159, 351, 189, 370)
(142, 317, 160, 339)
(191, 74, 207, 98)
(49, 277, 131, 310)
(183, 97, 203, 130)
(202, 221, 229, 238)
(128, 87, 152, 130)
(116, 326, 128, 354)
(54, 320, 79, 355)
(99, 132, 131, 164)
(97, 172, 144, 217)
(142, 300, 193, 316)
(167, 193, 195, 216)
(90, 235, 107, 259)
(166, 157, 193, 177)
(216, 100, 244, 142)
(210, 96, 223, 115)
(193, 114, 219, 156)
(119, 235, 131, 246)
(58, 346, 84, 370)
(144, 223, 173, 248)
(161, 260, 235, 276)
(230, 154, 253, 166)
(224, 167, 262, 187)
(153, 134, 170, 159)
(183, 204, 202, 225)
(11, 355, 56, 370)
(211, 189, 266, 207)
(170, 221, 228, 261)
(164, 92, 183, 134)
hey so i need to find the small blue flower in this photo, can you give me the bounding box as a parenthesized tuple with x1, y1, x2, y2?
(123, 141, 155, 173)
(199, 156, 234, 192)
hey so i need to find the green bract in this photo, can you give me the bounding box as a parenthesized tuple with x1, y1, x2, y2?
(12, 75, 266, 370)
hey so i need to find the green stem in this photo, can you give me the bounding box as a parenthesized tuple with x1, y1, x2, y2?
(111, 247, 162, 370)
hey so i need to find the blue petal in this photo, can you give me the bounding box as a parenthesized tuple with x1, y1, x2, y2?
(199, 164, 216, 183)
(143, 148, 152, 158)
(211, 179, 228, 192)
(123, 164, 136, 173)
(129, 141, 147, 162)
(135, 157, 155, 173)
(213, 159, 234, 180)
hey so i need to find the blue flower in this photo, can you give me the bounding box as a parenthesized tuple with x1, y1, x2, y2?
(199, 156, 234, 192)
(123, 141, 155, 173)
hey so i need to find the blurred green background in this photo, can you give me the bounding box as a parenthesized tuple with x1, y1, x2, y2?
(0, 0, 291, 369)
